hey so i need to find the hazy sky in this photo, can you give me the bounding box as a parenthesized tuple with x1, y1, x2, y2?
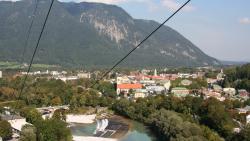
(2, 0, 250, 61)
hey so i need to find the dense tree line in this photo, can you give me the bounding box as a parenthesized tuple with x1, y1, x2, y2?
(0, 77, 116, 108)
(149, 109, 222, 141)
(232, 125, 250, 141)
(223, 63, 250, 91)
(112, 95, 250, 141)
(112, 96, 224, 141)
(0, 119, 12, 140)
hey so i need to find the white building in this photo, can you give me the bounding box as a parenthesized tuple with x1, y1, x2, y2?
(134, 89, 147, 98)
(51, 71, 60, 76)
(171, 87, 190, 97)
(116, 76, 131, 84)
(140, 80, 155, 85)
(77, 72, 91, 79)
(163, 80, 171, 91)
(223, 88, 236, 96)
(247, 115, 250, 124)
(236, 106, 250, 114)
(146, 86, 166, 94)
(0, 70, 2, 78)
(158, 80, 171, 91)
(0, 114, 31, 138)
(55, 76, 78, 82)
(178, 73, 191, 78)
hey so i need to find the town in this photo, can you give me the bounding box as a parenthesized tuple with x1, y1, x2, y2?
(0, 64, 250, 141)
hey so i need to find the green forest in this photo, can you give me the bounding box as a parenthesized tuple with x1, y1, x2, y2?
(223, 64, 250, 91)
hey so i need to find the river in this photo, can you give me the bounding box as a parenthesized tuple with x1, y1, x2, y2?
(70, 118, 159, 141)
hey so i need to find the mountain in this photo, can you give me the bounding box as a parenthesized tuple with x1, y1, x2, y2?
(220, 60, 249, 66)
(0, 0, 220, 68)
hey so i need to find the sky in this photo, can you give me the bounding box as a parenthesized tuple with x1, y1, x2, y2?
(2, 0, 250, 62)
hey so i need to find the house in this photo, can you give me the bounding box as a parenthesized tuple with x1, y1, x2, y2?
(223, 88, 236, 96)
(171, 87, 189, 97)
(202, 89, 224, 101)
(140, 80, 156, 86)
(163, 74, 178, 81)
(77, 72, 91, 79)
(238, 89, 249, 100)
(212, 84, 223, 92)
(134, 89, 147, 98)
(54, 76, 78, 82)
(236, 106, 250, 114)
(61, 71, 67, 75)
(158, 80, 171, 91)
(178, 73, 191, 78)
(191, 73, 198, 79)
(144, 75, 165, 80)
(50, 71, 60, 76)
(0, 70, 2, 78)
(0, 114, 31, 139)
(233, 128, 241, 133)
(247, 115, 250, 124)
(117, 76, 131, 84)
(216, 69, 224, 81)
(141, 69, 151, 75)
(197, 71, 205, 78)
(146, 86, 166, 94)
(117, 83, 143, 95)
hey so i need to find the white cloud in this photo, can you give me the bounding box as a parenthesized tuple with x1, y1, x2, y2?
(161, 0, 194, 12)
(239, 17, 250, 25)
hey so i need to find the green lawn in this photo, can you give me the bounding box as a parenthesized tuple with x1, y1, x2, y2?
(0, 61, 58, 70)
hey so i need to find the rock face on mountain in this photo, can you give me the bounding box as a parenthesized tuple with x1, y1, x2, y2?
(0, 0, 220, 68)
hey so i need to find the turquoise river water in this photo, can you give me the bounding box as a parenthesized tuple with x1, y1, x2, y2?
(70, 119, 159, 141)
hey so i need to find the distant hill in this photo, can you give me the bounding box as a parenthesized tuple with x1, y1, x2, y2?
(0, 0, 220, 68)
(221, 60, 249, 66)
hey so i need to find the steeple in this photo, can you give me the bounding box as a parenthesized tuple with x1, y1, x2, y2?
(154, 69, 157, 76)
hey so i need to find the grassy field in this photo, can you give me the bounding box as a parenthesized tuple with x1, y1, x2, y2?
(0, 61, 58, 70)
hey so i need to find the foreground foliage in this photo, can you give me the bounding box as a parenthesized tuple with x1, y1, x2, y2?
(20, 108, 72, 141)
(0, 120, 12, 140)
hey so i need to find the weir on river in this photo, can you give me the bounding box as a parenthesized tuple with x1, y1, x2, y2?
(95, 119, 109, 133)
(70, 117, 158, 141)
(94, 119, 117, 137)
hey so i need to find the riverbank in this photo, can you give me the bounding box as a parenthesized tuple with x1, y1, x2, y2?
(66, 114, 96, 124)
(107, 116, 130, 138)
(73, 136, 117, 141)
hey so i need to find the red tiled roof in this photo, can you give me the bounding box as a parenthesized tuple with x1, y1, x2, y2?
(117, 84, 142, 89)
(144, 75, 165, 80)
